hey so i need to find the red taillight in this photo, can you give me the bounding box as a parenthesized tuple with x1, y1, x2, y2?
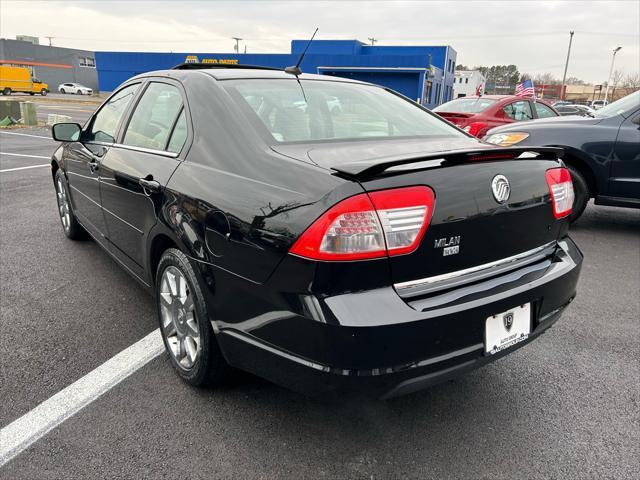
(289, 186, 435, 261)
(545, 167, 574, 219)
(463, 122, 488, 137)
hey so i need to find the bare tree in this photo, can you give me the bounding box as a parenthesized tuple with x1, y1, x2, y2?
(565, 76, 586, 85)
(611, 69, 625, 98)
(533, 72, 559, 85)
(622, 72, 640, 91)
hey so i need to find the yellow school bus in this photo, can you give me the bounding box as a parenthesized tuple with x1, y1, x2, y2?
(0, 66, 49, 96)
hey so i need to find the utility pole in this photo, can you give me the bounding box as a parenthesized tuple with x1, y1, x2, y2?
(45, 36, 54, 46)
(560, 30, 574, 100)
(232, 37, 242, 53)
(604, 46, 622, 103)
(368, 37, 377, 46)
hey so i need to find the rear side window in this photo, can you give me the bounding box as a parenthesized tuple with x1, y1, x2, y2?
(123, 82, 183, 151)
(503, 101, 533, 121)
(167, 109, 188, 154)
(534, 102, 557, 118)
(88, 84, 139, 143)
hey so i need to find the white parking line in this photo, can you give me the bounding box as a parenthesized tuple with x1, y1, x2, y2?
(0, 164, 50, 173)
(0, 152, 50, 159)
(0, 131, 53, 140)
(0, 329, 164, 467)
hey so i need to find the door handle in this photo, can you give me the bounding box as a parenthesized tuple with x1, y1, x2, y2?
(139, 177, 162, 194)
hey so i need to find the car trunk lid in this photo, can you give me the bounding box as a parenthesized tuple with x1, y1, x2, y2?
(435, 111, 475, 127)
(299, 139, 565, 291)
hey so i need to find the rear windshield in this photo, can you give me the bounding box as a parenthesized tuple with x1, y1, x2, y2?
(433, 98, 497, 113)
(223, 79, 464, 143)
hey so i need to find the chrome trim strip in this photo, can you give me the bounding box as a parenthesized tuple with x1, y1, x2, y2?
(112, 143, 179, 158)
(395, 241, 556, 292)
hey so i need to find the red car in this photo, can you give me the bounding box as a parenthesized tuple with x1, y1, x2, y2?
(433, 95, 559, 137)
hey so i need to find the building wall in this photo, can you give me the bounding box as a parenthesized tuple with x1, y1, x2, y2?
(0, 38, 99, 91)
(453, 70, 485, 98)
(95, 40, 457, 108)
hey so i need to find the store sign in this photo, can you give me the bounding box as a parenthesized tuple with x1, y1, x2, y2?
(184, 55, 239, 65)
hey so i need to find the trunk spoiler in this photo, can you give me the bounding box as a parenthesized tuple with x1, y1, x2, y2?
(331, 146, 564, 180)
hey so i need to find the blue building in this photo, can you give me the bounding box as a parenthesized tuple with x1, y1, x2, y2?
(95, 40, 457, 108)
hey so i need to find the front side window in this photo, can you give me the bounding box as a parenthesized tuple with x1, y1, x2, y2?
(503, 101, 534, 121)
(123, 82, 184, 151)
(225, 79, 463, 143)
(87, 84, 139, 143)
(534, 102, 557, 118)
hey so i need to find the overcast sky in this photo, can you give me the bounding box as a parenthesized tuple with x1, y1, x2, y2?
(1, 0, 638, 83)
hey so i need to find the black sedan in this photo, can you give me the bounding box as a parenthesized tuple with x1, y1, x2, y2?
(484, 91, 640, 221)
(50, 65, 583, 398)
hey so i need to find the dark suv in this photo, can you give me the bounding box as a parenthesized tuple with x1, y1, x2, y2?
(49, 64, 583, 398)
(484, 91, 640, 221)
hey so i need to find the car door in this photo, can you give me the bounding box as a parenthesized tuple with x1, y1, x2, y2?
(99, 80, 190, 280)
(609, 109, 640, 199)
(502, 100, 534, 123)
(64, 83, 140, 239)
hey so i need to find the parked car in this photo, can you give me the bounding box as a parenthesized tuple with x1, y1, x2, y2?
(49, 65, 583, 398)
(590, 99, 608, 109)
(433, 95, 559, 137)
(555, 104, 597, 117)
(484, 90, 640, 222)
(58, 82, 93, 95)
(0, 65, 48, 96)
(552, 100, 573, 107)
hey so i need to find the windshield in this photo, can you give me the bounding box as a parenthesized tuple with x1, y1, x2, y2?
(595, 91, 640, 118)
(224, 79, 464, 143)
(433, 98, 497, 113)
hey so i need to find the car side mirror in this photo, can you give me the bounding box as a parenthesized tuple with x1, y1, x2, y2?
(52, 123, 82, 142)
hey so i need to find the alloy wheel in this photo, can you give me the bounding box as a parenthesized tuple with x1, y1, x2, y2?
(56, 178, 71, 232)
(159, 266, 200, 370)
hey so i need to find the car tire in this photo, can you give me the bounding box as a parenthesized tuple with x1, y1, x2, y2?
(29, 92, 35, 96)
(41, 89, 48, 96)
(60, 88, 66, 94)
(76, 90, 82, 95)
(2, 88, 11, 96)
(156, 248, 229, 387)
(54, 170, 85, 239)
(567, 165, 589, 223)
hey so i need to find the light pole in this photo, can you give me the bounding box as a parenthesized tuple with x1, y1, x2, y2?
(560, 31, 574, 100)
(232, 37, 243, 53)
(603, 46, 622, 103)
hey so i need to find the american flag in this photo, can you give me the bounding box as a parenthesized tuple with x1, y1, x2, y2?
(515, 79, 535, 97)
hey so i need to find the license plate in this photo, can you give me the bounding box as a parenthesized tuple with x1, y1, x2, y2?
(485, 303, 531, 355)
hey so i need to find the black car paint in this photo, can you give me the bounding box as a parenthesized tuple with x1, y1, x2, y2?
(486, 108, 640, 208)
(51, 68, 583, 398)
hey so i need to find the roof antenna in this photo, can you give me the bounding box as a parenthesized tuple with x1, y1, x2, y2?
(285, 28, 318, 76)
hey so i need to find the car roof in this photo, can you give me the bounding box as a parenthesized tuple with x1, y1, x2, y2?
(134, 67, 369, 85)
(454, 95, 554, 106)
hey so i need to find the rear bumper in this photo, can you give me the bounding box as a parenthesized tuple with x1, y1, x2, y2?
(216, 237, 583, 398)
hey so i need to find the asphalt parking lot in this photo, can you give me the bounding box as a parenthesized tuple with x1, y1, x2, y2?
(0, 127, 639, 479)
